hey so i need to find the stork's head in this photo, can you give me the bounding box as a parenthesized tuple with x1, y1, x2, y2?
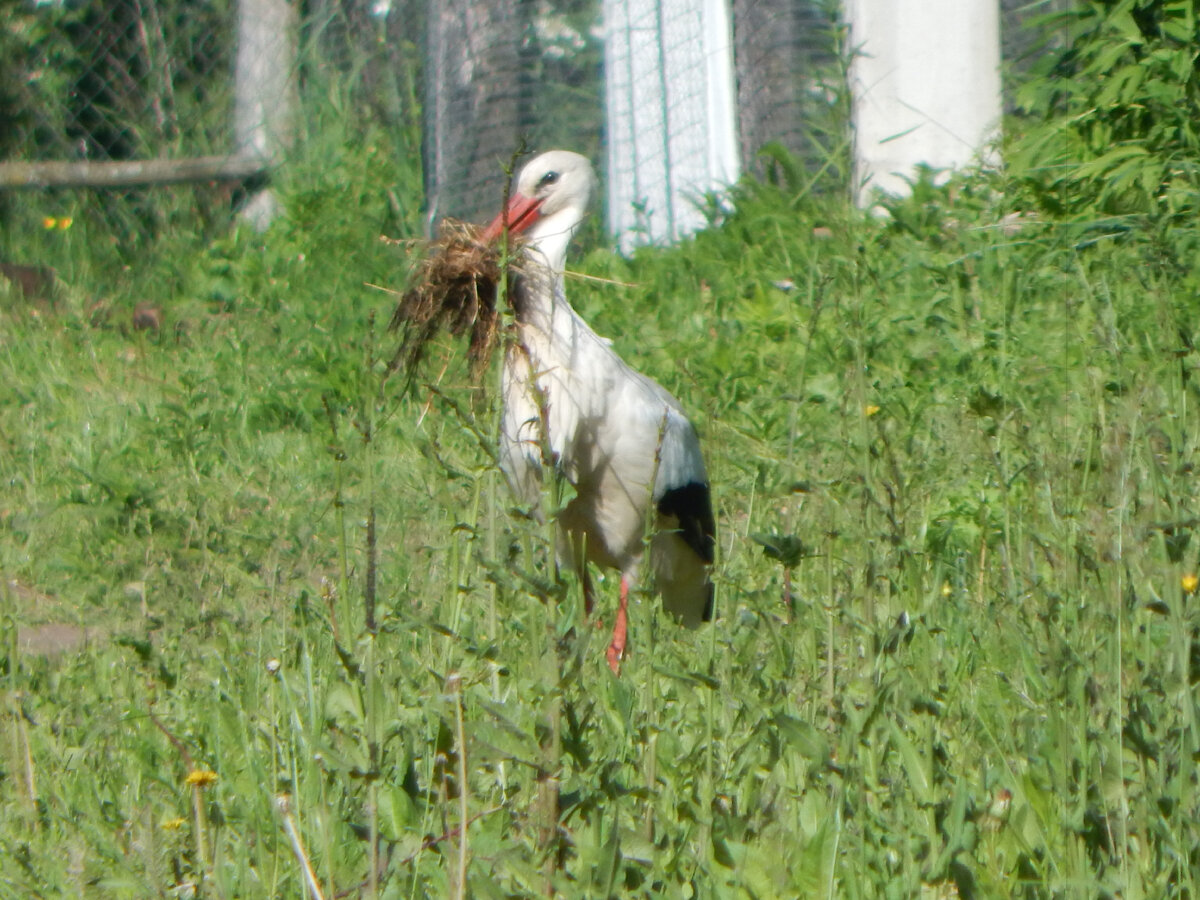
(482, 150, 595, 270)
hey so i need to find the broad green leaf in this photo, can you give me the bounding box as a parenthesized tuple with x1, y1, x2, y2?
(889, 720, 932, 806)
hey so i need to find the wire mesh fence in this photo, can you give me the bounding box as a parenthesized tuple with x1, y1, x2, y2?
(0, 0, 1071, 254)
(603, 0, 740, 248)
(732, 0, 844, 181)
(1, 0, 233, 163)
(1, 0, 237, 254)
(423, 0, 603, 225)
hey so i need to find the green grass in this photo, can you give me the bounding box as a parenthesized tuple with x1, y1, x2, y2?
(2, 138, 1200, 898)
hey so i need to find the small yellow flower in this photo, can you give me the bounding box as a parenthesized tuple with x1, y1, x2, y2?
(864, 404, 881, 417)
(1183, 574, 1198, 595)
(161, 816, 187, 830)
(184, 769, 218, 788)
(941, 581, 952, 598)
(57, 216, 73, 230)
(42, 216, 58, 229)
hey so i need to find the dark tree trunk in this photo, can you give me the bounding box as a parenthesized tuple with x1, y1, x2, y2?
(423, 0, 536, 227)
(731, 0, 835, 179)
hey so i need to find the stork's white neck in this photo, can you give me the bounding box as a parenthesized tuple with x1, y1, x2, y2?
(526, 208, 584, 275)
(515, 217, 583, 335)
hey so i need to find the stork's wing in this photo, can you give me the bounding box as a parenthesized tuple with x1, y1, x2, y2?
(656, 481, 715, 565)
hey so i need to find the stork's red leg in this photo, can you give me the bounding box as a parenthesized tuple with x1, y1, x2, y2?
(606, 574, 630, 674)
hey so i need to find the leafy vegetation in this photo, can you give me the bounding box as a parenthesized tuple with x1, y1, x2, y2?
(3, 7, 1200, 896)
(1010, 0, 1200, 236)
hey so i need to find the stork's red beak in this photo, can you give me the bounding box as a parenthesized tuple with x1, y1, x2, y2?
(482, 193, 542, 243)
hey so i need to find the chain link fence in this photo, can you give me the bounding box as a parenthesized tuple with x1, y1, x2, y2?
(732, 0, 844, 181)
(0, 0, 1070, 254)
(423, 0, 603, 225)
(603, 0, 740, 247)
(1, 0, 238, 252)
(1, 0, 233, 164)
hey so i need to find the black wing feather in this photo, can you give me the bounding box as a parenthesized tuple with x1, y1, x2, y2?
(656, 480, 715, 562)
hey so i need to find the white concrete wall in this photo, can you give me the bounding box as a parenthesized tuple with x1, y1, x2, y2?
(847, 0, 1001, 206)
(603, 0, 740, 250)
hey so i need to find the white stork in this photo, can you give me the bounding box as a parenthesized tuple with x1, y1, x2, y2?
(480, 150, 715, 673)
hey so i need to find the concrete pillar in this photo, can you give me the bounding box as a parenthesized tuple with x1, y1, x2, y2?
(847, 0, 1001, 206)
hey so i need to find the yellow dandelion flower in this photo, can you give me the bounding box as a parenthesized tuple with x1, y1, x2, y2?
(57, 216, 73, 230)
(941, 581, 952, 598)
(184, 769, 218, 788)
(161, 816, 187, 830)
(864, 404, 881, 417)
(42, 216, 58, 229)
(1183, 574, 1198, 595)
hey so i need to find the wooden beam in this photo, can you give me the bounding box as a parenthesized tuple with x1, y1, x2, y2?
(0, 155, 267, 190)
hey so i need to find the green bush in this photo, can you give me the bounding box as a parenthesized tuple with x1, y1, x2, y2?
(1010, 0, 1200, 231)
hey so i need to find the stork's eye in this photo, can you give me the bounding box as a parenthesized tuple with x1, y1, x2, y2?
(539, 171, 560, 188)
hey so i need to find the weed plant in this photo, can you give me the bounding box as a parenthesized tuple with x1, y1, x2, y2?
(3, 91, 1200, 900)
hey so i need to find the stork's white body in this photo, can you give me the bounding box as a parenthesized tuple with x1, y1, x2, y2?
(500, 262, 712, 625)
(484, 150, 715, 667)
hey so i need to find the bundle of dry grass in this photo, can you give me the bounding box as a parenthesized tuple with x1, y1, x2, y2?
(387, 220, 519, 382)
